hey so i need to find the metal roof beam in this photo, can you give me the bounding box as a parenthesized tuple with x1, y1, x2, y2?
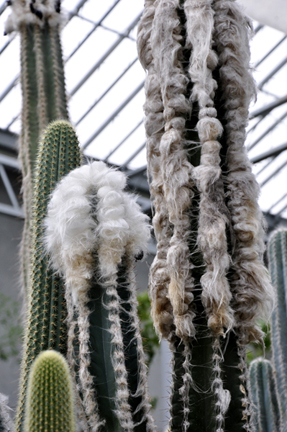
(249, 94, 287, 120)
(258, 55, 287, 90)
(82, 81, 144, 150)
(250, 141, 287, 163)
(104, 119, 143, 162)
(260, 157, 287, 188)
(69, 12, 142, 97)
(255, 35, 287, 68)
(76, 57, 138, 126)
(248, 109, 287, 151)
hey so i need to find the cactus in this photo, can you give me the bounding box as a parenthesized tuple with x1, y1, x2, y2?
(5, 0, 69, 297)
(249, 358, 281, 432)
(268, 228, 287, 430)
(24, 350, 76, 432)
(15, 120, 81, 432)
(44, 161, 155, 431)
(137, 0, 273, 430)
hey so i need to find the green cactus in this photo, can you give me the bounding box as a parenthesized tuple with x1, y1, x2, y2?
(137, 1, 273, 431)
(24, 350, 76, 432)
(15, 120, 81, 432)
(44, 161, 155, 431)
(268, 228, 287, 429)
(5, 0, 69, 297)
(249, 358, 281, 432)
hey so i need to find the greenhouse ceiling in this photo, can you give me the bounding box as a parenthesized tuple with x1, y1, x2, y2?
(0, 0, 287, 223)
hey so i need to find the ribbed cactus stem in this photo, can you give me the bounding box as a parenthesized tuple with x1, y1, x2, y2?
(138, 0, 272, 430)
(24, 350, 76, 432)
(5, 0, 69, 298)
(15, 121, 81, 432)
(44, 162, 155, 431)
(249, 358, 281, 432)
(268, 228, 287, 429)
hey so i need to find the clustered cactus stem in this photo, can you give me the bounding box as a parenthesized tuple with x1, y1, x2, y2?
(24, 350, 76, 432)
(137, 0, 274, 430)
(268, 228, 287, 429)
(5, 0, 69, 298)
(249, 358, 281, 432)
(15, 121, 81, 432)
(44, 161, 155, 431)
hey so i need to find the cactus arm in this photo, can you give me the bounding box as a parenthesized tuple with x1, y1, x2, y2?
(24, 350, 76, 432)
(249, 358, 282, 432)
(268, 229, 287, 428)
(44, 162, 155, 431)
(16, 121, 81, 432)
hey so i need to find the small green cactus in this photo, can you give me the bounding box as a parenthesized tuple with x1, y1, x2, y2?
(268, 228, 287, 429)
(24, 350, 76, 432)
(249, 358, 281, 432)
(16, 121, 81, 432)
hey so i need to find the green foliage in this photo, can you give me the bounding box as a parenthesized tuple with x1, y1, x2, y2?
(0, 293, 22, 360)
(247, 320, 271, 364)
(137, 291, 160, 367)
(24, 350, 75, 432)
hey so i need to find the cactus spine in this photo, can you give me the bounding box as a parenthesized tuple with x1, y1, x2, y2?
(24, 350, 76, 432)
(44, 162, 155, 431)
(5, 0, 69, 297)
(138, 0, 273, 431)
(15, 121, 81, 432)
(249, 358, 281, 432)
(268, 228, 287, 430)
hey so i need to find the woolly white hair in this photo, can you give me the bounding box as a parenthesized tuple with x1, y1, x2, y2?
(151, 0, 196, 341)
(0, 393, 15, 432)
(185, 0, 234, 337)
(138, 0, 175, 339)
(5, 0, 62, 34)
(213, 0, 274, 344)
(45, 161, 154, 431)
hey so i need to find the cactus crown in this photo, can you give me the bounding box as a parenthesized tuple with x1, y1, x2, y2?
(24, 350, 76, 432)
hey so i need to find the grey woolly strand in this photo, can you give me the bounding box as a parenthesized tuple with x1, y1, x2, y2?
(138, 0, 175, 339)
(212, 338, 231, 432)
(213, 0, 274, 344)
(124, 253, 156, 431)
(185, 0, 234, 336)
(152, 0, 196, 339)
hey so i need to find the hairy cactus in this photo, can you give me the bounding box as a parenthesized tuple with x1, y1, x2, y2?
(137, 0, 273, 430)
(44, 161, 155, 431)
(5, 0, 69, 297)
(15, 121, 81, 432)
(24, 350, 76, 432)
(0, 393, 15, 432)
(268, 228, 287, 430)
(249, 358, 281, 432)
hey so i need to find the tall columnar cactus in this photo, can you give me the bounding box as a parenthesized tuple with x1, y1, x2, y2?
(5, 0, 69, 297)
(15, 121, 81, 432)
(24, 350, 76, 432)
(137, 0, 273, 430)
(44, 161, 155, 431)
(249, 358, 281, 432)
(268, 228, 287, 430)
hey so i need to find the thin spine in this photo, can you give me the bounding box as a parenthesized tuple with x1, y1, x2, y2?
(152, 0, 195, 339)
(123, 254, 156, 431)
(76, 292, 104, 432)
(179, 340, 192, 432)
(236, 342, 253, 431)
(185, 0, 233, 336)
(212, 338, 231, 432)
(138, 0, 174, 339)
(213, 0, 273, 344)
(268, 229, 287, 428)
